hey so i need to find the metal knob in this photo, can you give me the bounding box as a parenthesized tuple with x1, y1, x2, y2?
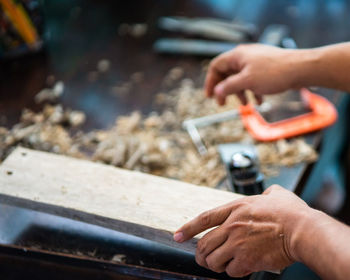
(228, 152, 264, 195)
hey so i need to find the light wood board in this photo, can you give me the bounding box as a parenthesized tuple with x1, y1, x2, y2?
(0, 147, 243, 252)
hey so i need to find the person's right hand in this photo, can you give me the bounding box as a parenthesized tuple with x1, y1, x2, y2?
(205, 44, 301, 105)
(174, 185, 313, 277)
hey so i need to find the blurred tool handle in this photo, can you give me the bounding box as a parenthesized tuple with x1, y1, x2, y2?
(0, 0, 39, 47)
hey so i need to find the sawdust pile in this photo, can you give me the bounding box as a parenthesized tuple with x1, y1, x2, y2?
(0, 78, 317, 187)
(0, 105, 85, 161)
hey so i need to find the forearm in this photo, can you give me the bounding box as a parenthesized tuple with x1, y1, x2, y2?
(292, 209, 350, 280)
(292, 42, 350, 92)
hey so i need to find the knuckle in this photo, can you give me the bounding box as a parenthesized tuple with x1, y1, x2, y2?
(238, 200, 252, 209)
(271, 184, 282, 190)
(206, 256, 220, 272)
(235, 44, 248, 52)
(195, 252, 206, 267)
(225, 221, 244, 233)
(267, 184, 282, 193)
(208, 59, 217, 70)
(226, 267, 238, 277)
(197, 239, 207, 254)
(235, 44, 252, 55)
(226, 222, 253, 240)
(233, 202, 253, 217)
(233, 199, 251, 208)
(198, 211, 211, 227)
(246, 205, 258, 218)
(211, 53, 226, 68)
(226, 267, 250, 278)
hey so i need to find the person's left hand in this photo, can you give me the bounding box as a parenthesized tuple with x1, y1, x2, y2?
(173, 185, 310, 277)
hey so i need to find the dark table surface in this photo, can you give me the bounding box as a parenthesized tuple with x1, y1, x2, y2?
(1, 0, 350, 279)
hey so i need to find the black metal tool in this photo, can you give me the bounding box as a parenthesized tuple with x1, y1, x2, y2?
(218, 144, 264, 195)
(228, 152, 264, 195)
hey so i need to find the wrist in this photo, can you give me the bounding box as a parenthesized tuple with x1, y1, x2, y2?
(286, 48, 324, 89)
(289, 207, 327, 263)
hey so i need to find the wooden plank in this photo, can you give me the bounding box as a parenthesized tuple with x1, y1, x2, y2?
(0, 147, 243, 253)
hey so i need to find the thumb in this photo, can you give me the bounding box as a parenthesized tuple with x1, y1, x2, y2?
(214, 73, 248, 105)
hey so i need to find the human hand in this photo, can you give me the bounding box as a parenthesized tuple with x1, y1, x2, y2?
(205, 44, 301, 105)
(173, 185, 312, 277)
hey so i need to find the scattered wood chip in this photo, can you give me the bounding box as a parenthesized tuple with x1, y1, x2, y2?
(34, 81, 64, 103)
(0, 77, 318, 188)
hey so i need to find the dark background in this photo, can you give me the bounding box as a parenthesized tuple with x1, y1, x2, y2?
(1, 0, 350, 129)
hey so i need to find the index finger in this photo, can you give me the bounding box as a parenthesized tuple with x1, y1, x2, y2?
(174, 201, 238, 243)
(205, 51, 239, 98)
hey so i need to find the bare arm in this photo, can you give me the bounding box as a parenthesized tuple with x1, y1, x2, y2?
(294, 207, 350, 279)
(206, 42, 350, 105)
(173, 186, 350, 279)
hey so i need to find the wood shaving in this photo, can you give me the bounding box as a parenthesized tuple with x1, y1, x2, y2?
(0, 105, 85, 160)
(34, 81, 64, 103)
(0, 79, 318, 187)
(162, 67, 185, 87)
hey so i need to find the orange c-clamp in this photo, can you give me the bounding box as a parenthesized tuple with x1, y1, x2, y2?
(239, 88, 338, 141)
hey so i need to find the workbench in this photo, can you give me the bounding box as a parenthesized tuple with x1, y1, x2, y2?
(1, 1, 350, 279)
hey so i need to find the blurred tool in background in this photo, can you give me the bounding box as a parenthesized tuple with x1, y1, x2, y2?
(154, 16, 290, 56)
(0, 0, 43, 58)
(158, 16, 258, 42)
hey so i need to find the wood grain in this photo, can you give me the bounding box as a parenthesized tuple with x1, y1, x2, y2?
(0, 147, 243, 252)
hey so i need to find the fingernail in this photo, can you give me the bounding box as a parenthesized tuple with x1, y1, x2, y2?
(173, 232, 184, 242)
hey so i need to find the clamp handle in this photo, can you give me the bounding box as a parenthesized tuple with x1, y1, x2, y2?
(239, 88, 338, 141)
